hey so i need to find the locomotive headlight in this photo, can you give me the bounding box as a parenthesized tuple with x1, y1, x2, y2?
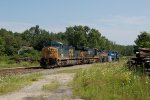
(145, 60, 150, 63)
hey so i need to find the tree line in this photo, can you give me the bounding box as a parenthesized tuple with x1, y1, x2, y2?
(0, 25, 134, 57)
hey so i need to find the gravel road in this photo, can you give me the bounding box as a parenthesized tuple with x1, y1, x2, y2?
(0, 64, 92, 100)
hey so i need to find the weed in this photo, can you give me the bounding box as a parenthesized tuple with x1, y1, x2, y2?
(72, 61, 150, 100)
(42, 80, 60, 92)
(0, 73, 42, 95)
(0, 56, 39, 68)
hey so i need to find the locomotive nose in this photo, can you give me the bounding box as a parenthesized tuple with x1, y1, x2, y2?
(49, 58, 56, 65)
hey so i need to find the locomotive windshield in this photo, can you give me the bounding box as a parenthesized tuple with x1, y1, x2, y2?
(44, 41, 63, 48)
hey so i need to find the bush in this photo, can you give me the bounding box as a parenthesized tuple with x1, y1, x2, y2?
(19, 49, 41, 61)
(20, 62, 30, 67)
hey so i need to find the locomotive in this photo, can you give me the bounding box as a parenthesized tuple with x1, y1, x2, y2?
(40, 41, 119, 68)
(108, 51, 119, 61)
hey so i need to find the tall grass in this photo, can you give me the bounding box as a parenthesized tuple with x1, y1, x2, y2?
(72, 61, 150, 100)
(0, 56, 39, 68)
(0, 73, 42, 95)
(0, 61, 39, 68)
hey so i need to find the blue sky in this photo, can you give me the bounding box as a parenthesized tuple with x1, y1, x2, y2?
(0, 0, 150, 45)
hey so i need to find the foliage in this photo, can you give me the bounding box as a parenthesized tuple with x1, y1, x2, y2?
(72, 61, 150, 100)
(0, 56, 39, 68)
(19, 49, 41, 61)
(135, 31, 150, 48)
(65, 25, 89, 47)
(21, 26, 51, 51)
(65, 26, 133, 56)
(87, 29, 101, 48)
(0, 28, 27, 56)
(0, 25, 134, 58)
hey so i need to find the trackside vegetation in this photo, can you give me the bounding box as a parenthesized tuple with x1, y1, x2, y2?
(0, 61, 39, 68)
(0, 55, 40, 68)
(42, 80, 60, 92)
(72, 61, 150, 100)
(0, 73, 42, 95)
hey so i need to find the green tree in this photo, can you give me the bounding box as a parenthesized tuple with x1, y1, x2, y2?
(21, 25, 51, 50)
(0, 37, 5, 55)
(0, 26, 135, 56)
(65, 25, 89, 47)
(87, 29, 101, 48)
(135, 32, 150, 48)
(33, 30, 51, 50)
(0, 28, 23, 55)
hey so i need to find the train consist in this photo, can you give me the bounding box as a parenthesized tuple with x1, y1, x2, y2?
(40, 41, 119, 68)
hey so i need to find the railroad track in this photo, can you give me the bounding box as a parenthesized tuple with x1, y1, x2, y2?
(0, 64, 92, 76)
(0, 67, 43, 76)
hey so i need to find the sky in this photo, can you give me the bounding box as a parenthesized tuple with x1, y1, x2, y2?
(0, 0, 150, 45)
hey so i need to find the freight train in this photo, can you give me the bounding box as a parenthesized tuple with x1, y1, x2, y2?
(40, 41, 119, 68)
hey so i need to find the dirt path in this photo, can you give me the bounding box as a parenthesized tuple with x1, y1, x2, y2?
(0, 64, 90, 100)
(0, 73, 75, 100)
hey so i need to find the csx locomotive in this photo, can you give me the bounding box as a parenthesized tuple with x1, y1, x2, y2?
(40, 41, 119, 68)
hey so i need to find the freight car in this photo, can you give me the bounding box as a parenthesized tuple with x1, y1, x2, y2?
(127, 47, 150, 70)
(99, 51, 108, 62)
(40, 41, 100, 68)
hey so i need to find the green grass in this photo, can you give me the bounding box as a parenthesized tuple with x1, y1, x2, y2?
(0, 73, 42, 95)
(42, 80, 60, 92)
(0, 56, 39, 68)
(72, 61, 150, 100)
(0, 61, 39, 68)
